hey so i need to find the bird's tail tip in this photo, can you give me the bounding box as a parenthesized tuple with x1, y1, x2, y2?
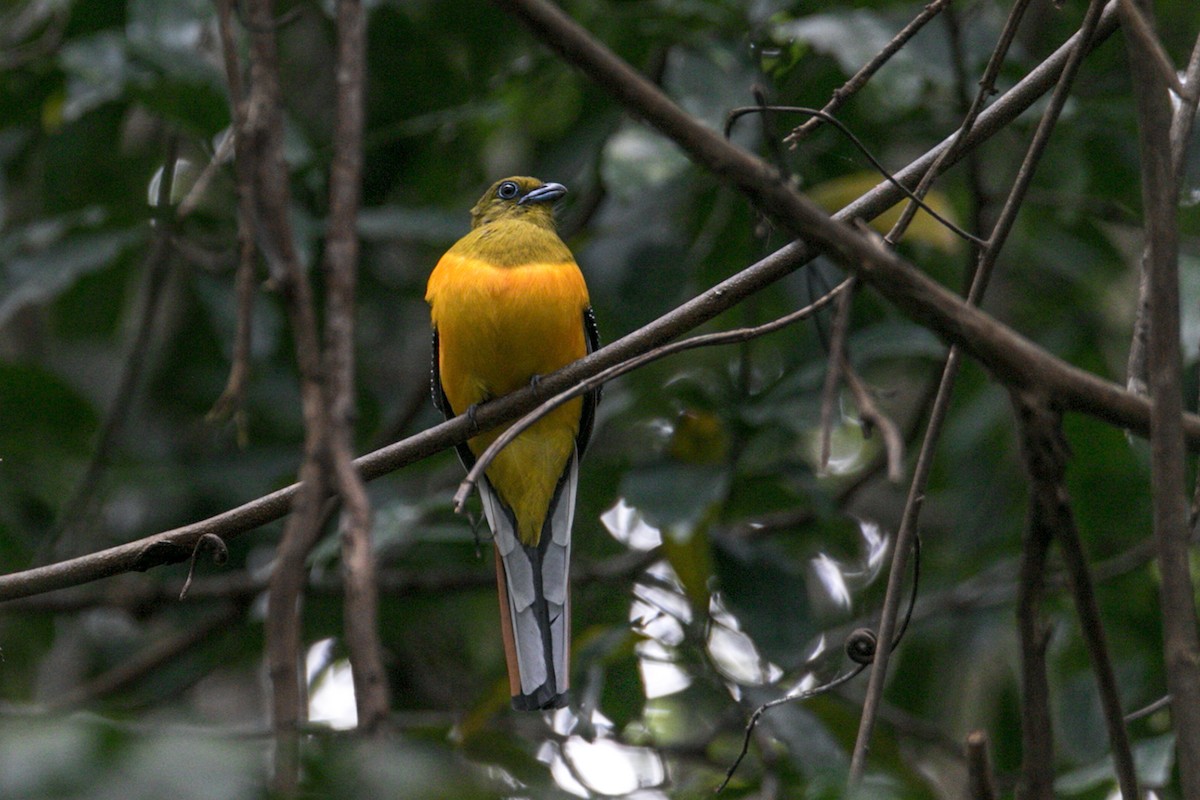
(511, 687, 569, 712)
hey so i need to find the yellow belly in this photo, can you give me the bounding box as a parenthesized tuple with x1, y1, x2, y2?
(428, 252, 589, 545)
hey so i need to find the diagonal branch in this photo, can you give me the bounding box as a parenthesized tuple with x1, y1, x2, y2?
(6, 6, 1200, 607)
(785, 0, 957, 143)
(851, 0, 1111, 782)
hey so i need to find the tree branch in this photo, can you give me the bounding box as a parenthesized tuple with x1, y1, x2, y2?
(207, 0, 259, 442)
(43, 134, 180, 562)
(966, 730, 999, 800)
(324, 0, 389, 733)
(45, 606, 242, 712)
(1011, 391, 1138, 799)
(1013, 399, 1055, 800)
(1123, 1, 1200, 793)
(241, 0, 331, 791)
(785, 0, 957, 143)
(850, 0, 1110, 782)
(8, 2, 1197, 610)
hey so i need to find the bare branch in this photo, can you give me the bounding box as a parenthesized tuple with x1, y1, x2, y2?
(850, 0, 1111, 783)
(12, 8, 1199, 612)
(841, 355, 904, 483)
(240, 0, 332, 790)
(965, 730, 999, 800)
(45, 606, 242, 712)
(324, 0, 390, 733)
(1011, 391, 1138, 800)
(785, 0, 956, 143)
(887, 0, 1034, 247)
(818, 280, 855, 473)
(1118, 0, 1187, 98)
(1014, 418, 1054, 800)
(208, 0, 259, 442)
(1124, 1, 1200, 793)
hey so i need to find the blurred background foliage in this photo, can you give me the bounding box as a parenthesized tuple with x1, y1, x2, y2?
(1, 0, 1198, 797)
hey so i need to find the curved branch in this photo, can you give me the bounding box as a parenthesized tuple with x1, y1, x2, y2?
(1, 2, 1190, 605)
(454, 279, 852, 511)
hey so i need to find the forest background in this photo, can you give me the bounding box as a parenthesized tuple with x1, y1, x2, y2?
(1, 0, 1200, 798)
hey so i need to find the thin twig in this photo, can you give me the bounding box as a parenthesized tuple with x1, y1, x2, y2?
(715, 665, 867, 794)
(0, 10, 1169, 606)
(176, 130, 235, 220)
(1125, 693, 1172, 723)
(208, 0, 259, 443)
(717, 536, 922, 793)
(455, 280, 854, 511)
(887, 0, 1034, 247)
(846, 0, 1112, 784)
(1117, 0, 1187, 98)
(179, 533, 229, 600)
(785, 0, 956, 143)
(45, 606, 242, 712)
(42, 134, 181, 563)
(726, 105, 986, 248)
(943, 5, 991, 271)
(818, 280, 855, 473)
(841, 351, 904, 483)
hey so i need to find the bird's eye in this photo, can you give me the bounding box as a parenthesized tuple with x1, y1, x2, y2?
(497, 181, 520, 200)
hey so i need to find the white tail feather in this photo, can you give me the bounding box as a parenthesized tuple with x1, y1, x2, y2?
(480, 451, 577, 704)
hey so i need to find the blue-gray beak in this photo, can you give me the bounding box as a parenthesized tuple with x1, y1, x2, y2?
(518, 182, 568, 205)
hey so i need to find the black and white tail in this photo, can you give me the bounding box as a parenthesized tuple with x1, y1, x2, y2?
(481, 452, 577, 710)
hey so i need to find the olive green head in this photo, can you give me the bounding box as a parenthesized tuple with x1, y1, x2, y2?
(470, 176, 567, 230)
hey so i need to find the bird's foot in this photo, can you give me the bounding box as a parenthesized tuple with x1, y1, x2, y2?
(468, 510, 490, 558)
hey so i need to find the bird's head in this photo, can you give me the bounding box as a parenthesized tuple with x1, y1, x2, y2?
(470, 176, 567, 229)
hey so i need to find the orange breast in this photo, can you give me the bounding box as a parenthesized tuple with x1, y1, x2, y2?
(427, 251, 590, 544)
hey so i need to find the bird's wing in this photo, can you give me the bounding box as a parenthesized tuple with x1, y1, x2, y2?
(430, 326, 478, 470)
(484, 450, 577, 710)
(576, 307, 602, 457)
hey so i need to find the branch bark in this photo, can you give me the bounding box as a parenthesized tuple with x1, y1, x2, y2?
(5, 0, 1197, 610)
(324, 0, 389, 733)
(1122, 1, 1200, 793)
(966, 730, 999, 800)
(1011, 392, 1138, 799)
(1013, 398, 1055, 800)
(241, 0, 332, 791)
(207, 0, 259, 441)
(851, 0, 1109, 782)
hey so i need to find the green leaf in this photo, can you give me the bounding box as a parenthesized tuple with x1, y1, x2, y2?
(0, 227, 143, 327)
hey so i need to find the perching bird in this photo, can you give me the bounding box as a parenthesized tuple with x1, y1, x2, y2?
(426, 177, 599, 710)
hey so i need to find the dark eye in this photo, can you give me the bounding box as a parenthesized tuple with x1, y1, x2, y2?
(497, 181, 519, 200)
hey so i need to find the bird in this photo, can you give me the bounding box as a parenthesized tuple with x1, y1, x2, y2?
(426, 176, 600, 711)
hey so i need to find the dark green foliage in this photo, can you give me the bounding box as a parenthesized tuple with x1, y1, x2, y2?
(0, 0, 1197, 797)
